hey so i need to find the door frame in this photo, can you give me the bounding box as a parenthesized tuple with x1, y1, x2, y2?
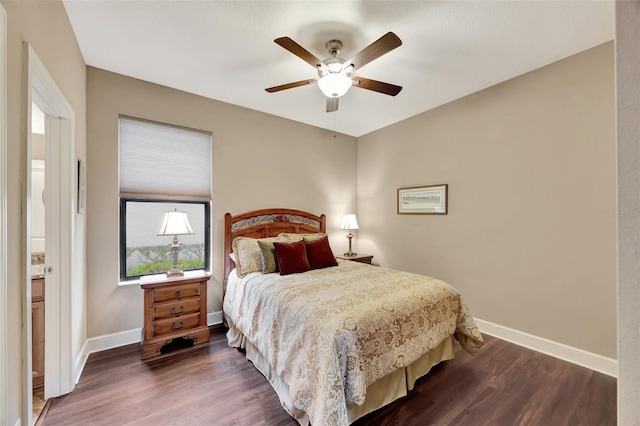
(21, 42, 76, 425)
(0, 4, 7, 425)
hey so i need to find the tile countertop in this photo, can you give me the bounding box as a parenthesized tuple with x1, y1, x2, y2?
(32, 252, 45, 279)
(32, 264, 45, 280)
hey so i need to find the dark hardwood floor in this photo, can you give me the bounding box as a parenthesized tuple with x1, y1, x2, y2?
(42, 326, 616, 426)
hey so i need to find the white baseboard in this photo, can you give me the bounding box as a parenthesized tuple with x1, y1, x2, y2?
(73, 328, 142, 384)
(85, 327, 143, 354)
(75, 314, 615, 387)
(208, 311, 223, 326)
(474, 318, 617, 378)
(75, 340, 89, 385)
(74, 312, 225, 382)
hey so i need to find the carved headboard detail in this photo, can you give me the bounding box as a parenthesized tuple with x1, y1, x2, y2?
(223, 208, 326, 285)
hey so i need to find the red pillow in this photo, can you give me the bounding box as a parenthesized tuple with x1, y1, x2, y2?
(305, 237, 338, 270)
(273, 241, 311, 275)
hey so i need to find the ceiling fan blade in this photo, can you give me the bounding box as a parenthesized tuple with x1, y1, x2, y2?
(345, 32, 402, 73)
(274, 37, 327, 70)
(352, 77, 402, 96)
(326, 97, 339, 113)
(265, 79, 316, 93)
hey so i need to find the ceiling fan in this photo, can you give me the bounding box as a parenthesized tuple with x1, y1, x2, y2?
(265, 32, 403, 113)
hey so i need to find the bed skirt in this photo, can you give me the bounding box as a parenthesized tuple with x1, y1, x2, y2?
(226, 322, 456, 425)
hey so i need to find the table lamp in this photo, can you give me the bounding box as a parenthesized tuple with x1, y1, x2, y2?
(158, 208, 195, 277)
(339, 214, 359, 256)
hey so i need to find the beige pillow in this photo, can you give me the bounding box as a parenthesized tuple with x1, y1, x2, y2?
(301, 233, 327, 242)
(232, 234, 304, 277)
(232, 236, 279, 277)
(278, 232, 327, 243)
(257, 240, 279, 274)
(276, 233, 304, 243)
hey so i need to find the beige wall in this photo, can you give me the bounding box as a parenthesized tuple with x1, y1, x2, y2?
(86, 67, 357, 338)
(0, 3, 622, 423)
(357, 42, 616, 358)
(616, 0, 640, 422)
(2, 0, 86, 423)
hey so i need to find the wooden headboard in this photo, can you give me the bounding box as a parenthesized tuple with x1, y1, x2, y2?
(224, 208, 326, 283)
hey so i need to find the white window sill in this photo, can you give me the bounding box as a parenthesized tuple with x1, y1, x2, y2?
(119, 269, 210, 287)
(118, 278, 141, 287)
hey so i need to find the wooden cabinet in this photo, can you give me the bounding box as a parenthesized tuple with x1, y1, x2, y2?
(32, 278, 45, 388)
(140, 271, 210, 361)
(336, 253, 374, 265)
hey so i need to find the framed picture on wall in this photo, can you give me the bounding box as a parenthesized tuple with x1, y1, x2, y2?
(77, 159, 86, 214)
(397, 184, 448, 215)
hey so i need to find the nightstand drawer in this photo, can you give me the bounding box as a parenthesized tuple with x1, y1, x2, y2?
(153, 283, 200, 303)
(154, 298, 201, 320)
(153, 313, 201, 337)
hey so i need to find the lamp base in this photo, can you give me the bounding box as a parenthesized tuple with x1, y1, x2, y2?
(166, 267, 185, 278)
(344, 233, 357, 256)
(166, 239, 185, 277)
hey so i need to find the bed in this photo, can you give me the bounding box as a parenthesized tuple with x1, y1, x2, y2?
(222, 208, 483, 425)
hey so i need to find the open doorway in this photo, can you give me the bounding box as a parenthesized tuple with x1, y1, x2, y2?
(30, 103, 47, 422)
(22, 43, 76, 426)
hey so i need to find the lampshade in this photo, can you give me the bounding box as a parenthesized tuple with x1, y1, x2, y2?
(157, 210, 195, 236)
(339, 214, 359, 231)
(318, 73, 353, 98)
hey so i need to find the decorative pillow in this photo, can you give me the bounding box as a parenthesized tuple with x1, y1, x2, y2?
(305, 237, 338, 270)
(232, 236, 280, 277)
(273, 240, 311, 275)
(301, 233, 327, 242)
(276, 233, 304, 243)
(257, 240, 279, 274)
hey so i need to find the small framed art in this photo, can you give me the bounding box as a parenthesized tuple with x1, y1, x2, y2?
(397, 184, 448, 215)
(77, 159, 86, 214)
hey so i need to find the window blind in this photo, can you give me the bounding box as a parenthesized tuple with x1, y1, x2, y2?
(119, 116, 211, 197)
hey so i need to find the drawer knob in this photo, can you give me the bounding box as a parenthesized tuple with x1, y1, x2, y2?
(175, 289, 181, 298)
(170, 305, 185, 314)
(170, 320, 184, 330)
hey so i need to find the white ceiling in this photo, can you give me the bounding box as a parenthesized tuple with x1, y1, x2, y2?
(63, 1, 614, 137)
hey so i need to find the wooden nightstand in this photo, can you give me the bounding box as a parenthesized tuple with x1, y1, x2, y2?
(336, 253, 374, 265)
(140, 271, 210, 361)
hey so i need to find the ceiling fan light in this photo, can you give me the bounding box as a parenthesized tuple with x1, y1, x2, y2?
(318, 74, 353, 98)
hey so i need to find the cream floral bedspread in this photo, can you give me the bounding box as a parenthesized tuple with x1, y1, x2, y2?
(223, 260, 483, 426)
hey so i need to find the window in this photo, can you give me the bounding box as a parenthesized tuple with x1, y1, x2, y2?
(119, 116, 212, 281)
(120, 198, 210, 280)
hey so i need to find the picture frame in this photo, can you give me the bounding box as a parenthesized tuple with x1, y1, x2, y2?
(397, 184, 448, 215)
(77, 159, 86, 214)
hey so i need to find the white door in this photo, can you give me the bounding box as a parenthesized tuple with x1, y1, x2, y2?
(22, 43, 76, 426)
(0, 4, 8, 425)
(43, 114, 64, 400)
